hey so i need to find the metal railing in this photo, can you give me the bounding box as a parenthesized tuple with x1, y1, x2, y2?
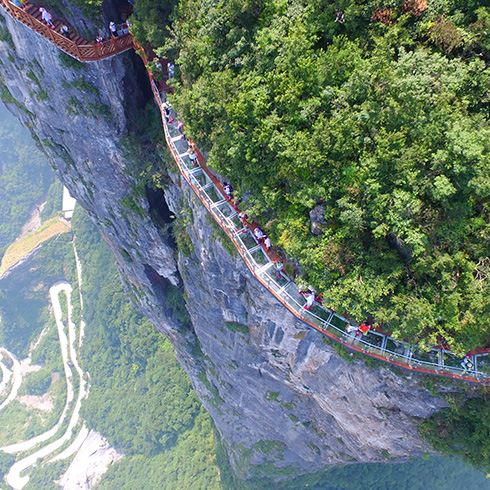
(0, 0, 134, 61)
(151, 82, 490, 384)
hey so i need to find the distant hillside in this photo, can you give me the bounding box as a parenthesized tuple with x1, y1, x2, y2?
(0, 103, 53, 257)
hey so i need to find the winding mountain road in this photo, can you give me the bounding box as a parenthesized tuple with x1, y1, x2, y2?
(0, 351, 12, 398)
(5, 281, 87, 490)
(0, 348, 22, 411)
(0, 284, 75, 455)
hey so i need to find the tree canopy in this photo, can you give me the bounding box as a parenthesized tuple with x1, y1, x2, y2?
(155, 0, 490, 353)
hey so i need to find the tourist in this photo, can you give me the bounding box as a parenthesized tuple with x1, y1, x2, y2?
(264, 235, 271, 251)
(304, 292, 315, 310)
(275, 260, 284, 279)
(96, 36, 103, 45)
(162, 102, 175, 123)
(238, 211, 248, 225)
(461, 355, 474, 373)
(177, 120, 186, 140)
(60, 25, 70, 38)
(109, 21, 118, 37)
(358, 322, 371, 335)
(39, 8, 55, 29)
(167, 62, 175, 79)
(238, 212, 248, 233)
(231, 198, 241, 211)
(223, 183, 233, 199)
(254, 227, 264, 242)
(188, 147, 198, 167)
(345, 324, 359, 336)
(299, 285, 315, 296)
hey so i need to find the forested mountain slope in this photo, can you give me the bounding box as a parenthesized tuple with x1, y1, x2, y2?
(0, 103, 53, 257)
(132, 0, 490, 353)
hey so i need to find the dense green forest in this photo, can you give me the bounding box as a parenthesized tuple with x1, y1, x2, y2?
(71, 208, 222, 489)
(131, 0, 490, 353)
(420, 392, 490, 478)
(0, 103, 53, 258)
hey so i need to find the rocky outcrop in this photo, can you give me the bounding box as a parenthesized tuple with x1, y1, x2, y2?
(309, 204, 327, 235)
(0, 5, 450, 479)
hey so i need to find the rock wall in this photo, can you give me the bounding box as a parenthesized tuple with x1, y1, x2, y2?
(0, 4, 450, 478)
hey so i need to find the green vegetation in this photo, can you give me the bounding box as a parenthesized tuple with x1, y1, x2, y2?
(420, 393, 490, 474)
(22, 368, 52, 396)
(24, 460, 70, 490)
(173, 204, 194, 256)
(0, 452, 15, 479)
(0, 25, 14, 49)
(70, 78, 100, 96)
(156, 0, 490, 354)
(225, 322, 248, 335)
(71, 208, 222, 488)
(0, 102, 53, 258)
(40, 179, 63, 221)
(218, 448, 490, 490)
(130, 0, 179, 48)
(0, 232, 75, 357)
(58, 52, 84, 70)
(121, 101, 168, 190)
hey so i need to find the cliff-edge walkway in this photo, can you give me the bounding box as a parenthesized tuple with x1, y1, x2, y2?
(153, 84, 490, 384)
(0, 0, 133, 60)
(1, 0, 489, 383)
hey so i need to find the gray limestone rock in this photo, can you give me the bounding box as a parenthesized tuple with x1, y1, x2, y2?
(309, 204, 327, 235)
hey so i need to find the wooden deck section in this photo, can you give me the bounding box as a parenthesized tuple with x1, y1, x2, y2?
(0, 0, 134, 61)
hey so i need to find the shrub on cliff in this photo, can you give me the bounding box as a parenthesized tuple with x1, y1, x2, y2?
(420, 394, 490, 473)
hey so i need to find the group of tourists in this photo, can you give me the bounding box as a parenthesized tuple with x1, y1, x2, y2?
(107, 21, 130, 41)
(38, 7, 69, 37)
(10, 0, 124, 44)
(345, 322, 372, 338)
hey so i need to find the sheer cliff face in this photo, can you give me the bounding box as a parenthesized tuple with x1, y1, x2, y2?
(0, 9, 449, 478)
